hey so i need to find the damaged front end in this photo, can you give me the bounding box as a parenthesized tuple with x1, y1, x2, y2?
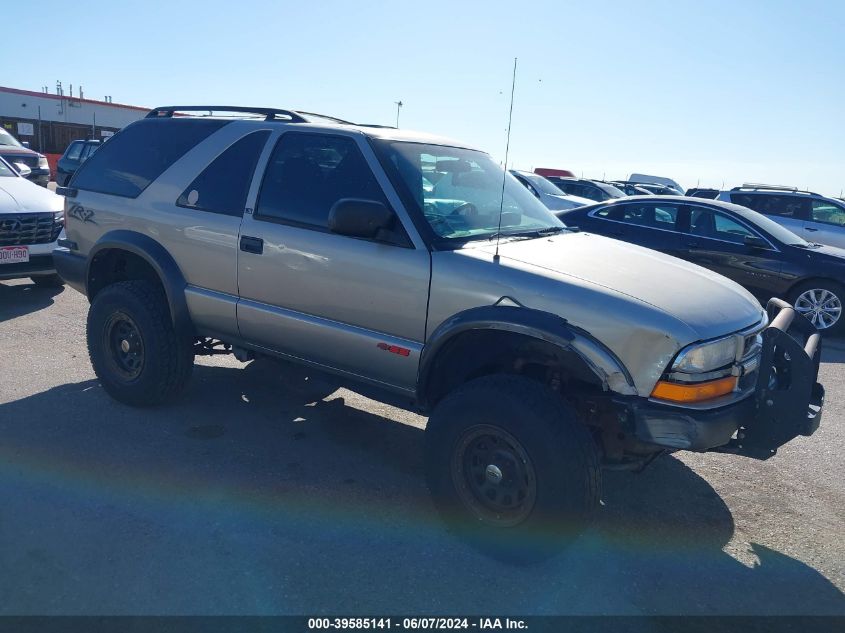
(715, 298, 825, 460)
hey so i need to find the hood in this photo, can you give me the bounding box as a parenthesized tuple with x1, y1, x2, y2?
(0, 176, 63, 214)
(0, 146, 38, 157)
(480, 231, 764, 340)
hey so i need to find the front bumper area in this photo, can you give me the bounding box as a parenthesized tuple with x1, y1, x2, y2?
(632, 298, 824, 460)
(52, 247, 87, 295)
(0, 254, 56, 280)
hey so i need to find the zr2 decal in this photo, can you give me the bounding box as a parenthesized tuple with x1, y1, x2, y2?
(68, 204, 96, 224)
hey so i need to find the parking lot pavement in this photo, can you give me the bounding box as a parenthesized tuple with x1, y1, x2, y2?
(1, 278, 843, 616)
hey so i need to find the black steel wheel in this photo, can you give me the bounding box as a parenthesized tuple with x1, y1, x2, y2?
(87, 280, 193, 406)
(425, 374, 600, 562)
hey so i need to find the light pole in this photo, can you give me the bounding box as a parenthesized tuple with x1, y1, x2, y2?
(394, 100, 403, 128)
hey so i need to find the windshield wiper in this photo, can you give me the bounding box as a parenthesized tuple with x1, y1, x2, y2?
(492, 226, 567, 240)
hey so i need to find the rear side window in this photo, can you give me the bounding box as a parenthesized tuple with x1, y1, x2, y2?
(72, 118, 228, 198)
(730, 193, 807, 218)
(177, 130, 270, 216)
(620, 203, 679, 228)
(255, 132, 386, 229)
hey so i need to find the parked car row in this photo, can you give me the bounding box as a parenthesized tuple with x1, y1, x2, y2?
(559, 196, 845, 333)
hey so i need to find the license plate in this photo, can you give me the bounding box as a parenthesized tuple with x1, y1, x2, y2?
(0, 246, 29, 264)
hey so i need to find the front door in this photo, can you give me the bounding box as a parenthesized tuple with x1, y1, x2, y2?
(677, 205, 784, 302)
(236, 130, 430, 393)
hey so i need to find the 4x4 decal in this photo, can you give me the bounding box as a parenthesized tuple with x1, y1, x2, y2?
(68, 204, 96, 224)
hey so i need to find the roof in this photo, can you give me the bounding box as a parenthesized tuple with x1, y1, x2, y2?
(0, 85, 149, 113)
(144, 105, 475, 149)
(576, 194, 766, 220)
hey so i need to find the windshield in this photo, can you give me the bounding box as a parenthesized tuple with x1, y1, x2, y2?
(0, 128, 23, 148)
(0, 157, 16, 177)
(376, 142, 564, 243)
(596, 182, 626, 198)
(517, 171, 570, 196)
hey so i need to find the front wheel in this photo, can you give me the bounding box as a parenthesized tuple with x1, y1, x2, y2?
(87, 280, 194, 406)
(790, 280, 844, 336)
(425, 375, 601, 562)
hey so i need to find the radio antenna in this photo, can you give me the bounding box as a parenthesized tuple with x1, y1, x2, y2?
(494, 57, 518, 262)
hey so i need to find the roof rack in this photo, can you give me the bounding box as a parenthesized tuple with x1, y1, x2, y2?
(146, 106, 308, 122)
(732, 183, 820, 196)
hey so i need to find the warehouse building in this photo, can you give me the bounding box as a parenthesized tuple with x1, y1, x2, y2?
(0, 84, 148, 173)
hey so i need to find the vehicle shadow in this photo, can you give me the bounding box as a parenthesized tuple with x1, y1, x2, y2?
(0, 280, 64, 323)
(0, 358, 842, 616)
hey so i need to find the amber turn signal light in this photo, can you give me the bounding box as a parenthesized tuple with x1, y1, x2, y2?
(651, 376, 737, 403)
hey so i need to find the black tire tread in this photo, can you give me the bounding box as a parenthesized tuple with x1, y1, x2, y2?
(425, 374, 601, 560)
(87, 280, 193, 406)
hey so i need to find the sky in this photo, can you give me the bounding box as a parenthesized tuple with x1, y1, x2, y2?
(4, 0, 844, 196)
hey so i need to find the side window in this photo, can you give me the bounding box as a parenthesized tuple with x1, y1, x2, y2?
(71, 118, 228, 198)
(559, 182, 579, 196)
(81, 143, 99, 160)
(811, 200, 845, 226)
(619, 203, 679, 229)
(177, 131, 270, 216)
(65, 141, 83, 161)
(731, 193, 806, 218)
(690, 208, 755, 244)
(255, 132, 392, 233)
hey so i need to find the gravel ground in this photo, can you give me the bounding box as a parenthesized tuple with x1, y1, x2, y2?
(0, 278, 843, 615)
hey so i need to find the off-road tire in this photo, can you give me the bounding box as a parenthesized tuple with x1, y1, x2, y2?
(425, 374, 601, 562)
(87, 280, 194, 406)
(30, 274, 64, 287)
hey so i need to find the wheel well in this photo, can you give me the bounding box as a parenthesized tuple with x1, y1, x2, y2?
(422, 330, 605, 409)
(87, 248, 164, 300)
(786, 277, 844, 300)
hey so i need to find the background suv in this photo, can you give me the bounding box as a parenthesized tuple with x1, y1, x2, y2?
(0, 127, 51, 187)
(718, 184, 845, 249)
(0, 157, 65, 286)
(57, 139, 101, 186)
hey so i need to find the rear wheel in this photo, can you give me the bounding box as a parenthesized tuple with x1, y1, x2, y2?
(87, 280, 194, 406)
(790, 280, 844, 336)
(425, 375, 601, 562)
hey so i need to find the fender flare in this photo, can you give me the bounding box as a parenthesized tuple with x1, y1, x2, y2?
(87, 230, 193, 337)
(417, 305, 637, 405)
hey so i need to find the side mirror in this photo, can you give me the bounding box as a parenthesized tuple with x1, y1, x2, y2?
(13, 163, 31, 178)
(744, 234, 768, 249)
(21, 141, 31, 149)
(328, 198, 394, 239)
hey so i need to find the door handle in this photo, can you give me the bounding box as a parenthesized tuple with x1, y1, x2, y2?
(684, 240, 700, 247)
(240, 235, 264, 254)
(805, 227, 819, 232)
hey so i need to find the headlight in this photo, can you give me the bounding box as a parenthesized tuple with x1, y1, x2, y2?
(54, 211, 64, 224)
(671, 336, 739, 374)
(38, 155, 49, 169)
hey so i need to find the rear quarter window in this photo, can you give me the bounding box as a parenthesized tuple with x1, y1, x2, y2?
(71, 118, 228, 197)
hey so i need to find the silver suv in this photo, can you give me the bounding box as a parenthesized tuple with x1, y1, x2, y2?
(718, 184, 845, 249)
(54, 106, 825, 559)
